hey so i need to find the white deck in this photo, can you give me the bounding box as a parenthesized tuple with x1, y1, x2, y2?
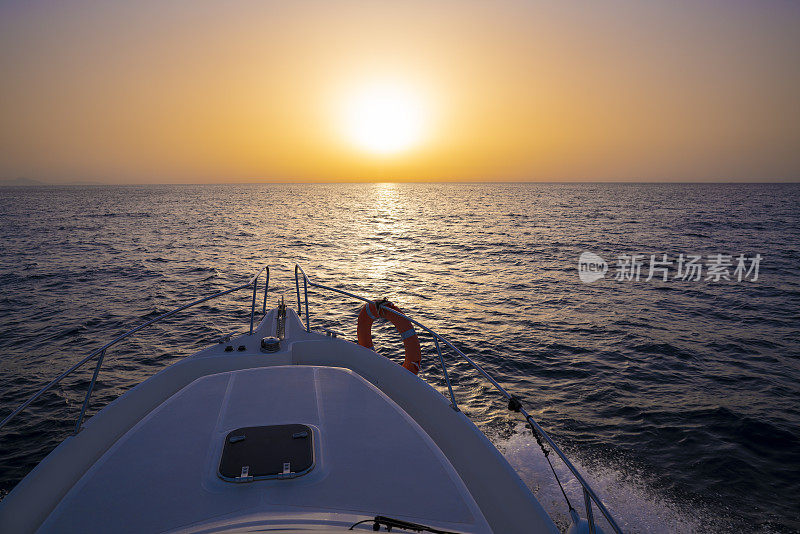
(39, 365, 490, 533)
(1, 308, 558, 533)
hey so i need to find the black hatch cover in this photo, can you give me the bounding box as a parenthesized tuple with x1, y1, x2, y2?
(218, 424, 314, 481)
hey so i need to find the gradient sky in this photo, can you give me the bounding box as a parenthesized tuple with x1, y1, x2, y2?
(1, 0, 799, 183)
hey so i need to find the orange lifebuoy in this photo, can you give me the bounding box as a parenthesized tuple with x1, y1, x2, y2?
(357, 300, 422, 374)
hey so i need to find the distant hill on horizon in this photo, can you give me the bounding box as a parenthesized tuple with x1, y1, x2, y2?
(0, 177, 110, 186)
(0, 177, 46, 186)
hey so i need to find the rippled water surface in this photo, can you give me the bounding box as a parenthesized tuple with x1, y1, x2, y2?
(1, 183, 798, 532)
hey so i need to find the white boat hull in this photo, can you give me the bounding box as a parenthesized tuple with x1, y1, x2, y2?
(0, 308, 557, 533)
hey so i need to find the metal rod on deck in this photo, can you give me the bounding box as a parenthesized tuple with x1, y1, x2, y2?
(74, 349, 106, 434)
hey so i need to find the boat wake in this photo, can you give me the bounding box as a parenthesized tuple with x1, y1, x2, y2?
(493, 425, 716, 534)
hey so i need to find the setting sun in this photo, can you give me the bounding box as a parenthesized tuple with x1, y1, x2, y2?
(341, 83, 428, 156)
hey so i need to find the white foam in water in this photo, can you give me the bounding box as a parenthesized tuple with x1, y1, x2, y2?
(493, 425, 707, 534)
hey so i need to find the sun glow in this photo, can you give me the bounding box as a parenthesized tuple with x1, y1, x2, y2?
(341, 83, 427, 155)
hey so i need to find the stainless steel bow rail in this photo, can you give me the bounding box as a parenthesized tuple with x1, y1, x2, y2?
(295, 264, 622, 534)
(0, 266, 270, 436)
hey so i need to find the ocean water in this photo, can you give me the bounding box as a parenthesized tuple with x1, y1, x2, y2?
(0, 183, 798, 532)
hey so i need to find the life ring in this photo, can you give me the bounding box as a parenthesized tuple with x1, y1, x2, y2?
(357, 300, 422, 374)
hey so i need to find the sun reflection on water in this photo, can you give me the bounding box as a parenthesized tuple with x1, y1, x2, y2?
(357, 183, 410, 285)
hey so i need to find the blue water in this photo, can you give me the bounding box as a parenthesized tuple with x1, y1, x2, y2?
(0, 183, 798, 532)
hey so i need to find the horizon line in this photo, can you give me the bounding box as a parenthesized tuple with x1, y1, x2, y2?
(2, 179, 800, 186)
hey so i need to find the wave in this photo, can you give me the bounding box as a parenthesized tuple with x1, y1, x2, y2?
(494, 425, 720, 533)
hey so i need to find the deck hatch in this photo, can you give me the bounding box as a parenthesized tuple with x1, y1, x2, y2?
(218, 424, 314, 482)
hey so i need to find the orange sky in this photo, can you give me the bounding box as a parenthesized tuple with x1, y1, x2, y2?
(1, 0, 799, 183)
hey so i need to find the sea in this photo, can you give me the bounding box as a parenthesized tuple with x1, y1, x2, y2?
(0, 183, 798, 532)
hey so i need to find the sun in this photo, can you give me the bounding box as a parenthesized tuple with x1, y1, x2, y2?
(342, 82, 427, 155)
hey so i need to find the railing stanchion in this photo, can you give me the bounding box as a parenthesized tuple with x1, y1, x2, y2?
(268, 265, 269, 315)
(249, 277, 258, 335)
(434, 337, 458, 411)
(295, 265, 302, 315)
(74, 349, 106, 434)
(294, 264, 311, 332)
(584, 488, 596, 534)
(303, 275, 310, 332)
